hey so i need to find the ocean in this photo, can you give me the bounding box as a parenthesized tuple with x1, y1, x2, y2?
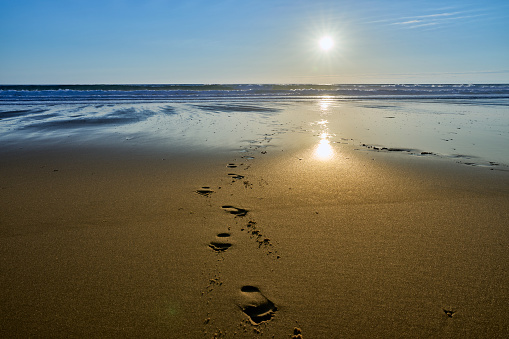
(1, 84, 508, 167)
(2, 84, 509, 102)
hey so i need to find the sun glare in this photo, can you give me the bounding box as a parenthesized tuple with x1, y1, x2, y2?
(313, 108, 335, 161)
(314, 134, 334, 160)
(319, 36, 333, 51)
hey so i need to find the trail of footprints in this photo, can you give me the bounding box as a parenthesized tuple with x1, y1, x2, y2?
(195, 124, 459, 336)
(195, 139, 284, 336)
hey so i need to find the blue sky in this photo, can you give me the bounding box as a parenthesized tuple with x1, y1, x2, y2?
(1, 0, 508, 84)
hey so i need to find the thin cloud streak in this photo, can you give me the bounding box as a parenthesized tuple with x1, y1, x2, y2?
(390, 12, 486, 29)
(367, 5, 496, 30)
(365, 10, 465, 24)
(412, 11, 462, 19)
(392, 20, 421, 25)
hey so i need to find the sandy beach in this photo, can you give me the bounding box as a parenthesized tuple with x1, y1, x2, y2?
(1, 98, 508, 338)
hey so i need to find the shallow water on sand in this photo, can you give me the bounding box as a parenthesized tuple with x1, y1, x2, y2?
(304, 98, 509, 167)
(1, 97, 508, 167)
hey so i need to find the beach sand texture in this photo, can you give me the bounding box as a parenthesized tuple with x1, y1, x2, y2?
(1, 98, 508, 338)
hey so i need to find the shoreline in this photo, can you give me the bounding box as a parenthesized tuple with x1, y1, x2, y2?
(2, 97, 508, 168)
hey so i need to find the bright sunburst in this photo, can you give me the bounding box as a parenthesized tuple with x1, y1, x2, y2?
(319, 36, 334, 51)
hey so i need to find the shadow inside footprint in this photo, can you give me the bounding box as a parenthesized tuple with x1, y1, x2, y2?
(227, 163, 237, 168)
(222, 205, 248, 217)
(196, 186, 214, 196)
(238, 285, 277, 325)
(228, 173, 245, 180)
(209, 233, 232, 252)
(209, 242, 232, 252)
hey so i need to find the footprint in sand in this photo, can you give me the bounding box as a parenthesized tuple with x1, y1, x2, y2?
(228, 173, 245, 180)
(209, 233, 232, 252)
(291, 327, 303, 339)
(443, 308, 456, 318)
(227, 163, 238, 168)
(222, 205, 248, 217)
(196, 186, 215, 197)
(238, 285, 277, 325)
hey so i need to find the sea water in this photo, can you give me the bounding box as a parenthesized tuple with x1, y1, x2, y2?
(1, 84, 508, 166)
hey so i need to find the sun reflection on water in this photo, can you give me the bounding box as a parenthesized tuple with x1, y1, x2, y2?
(319, 96, 333, 112)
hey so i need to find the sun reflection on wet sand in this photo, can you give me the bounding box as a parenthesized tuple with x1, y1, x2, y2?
(313, 97, 336, 160)
(314, 134, 334, 160)
(313, 97, 335, 161)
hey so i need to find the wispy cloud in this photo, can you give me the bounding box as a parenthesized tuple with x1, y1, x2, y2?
(413, 11, 462, 19)
(392, 20, 422, 25)
(365, 6, 495, 31)
(389, 11, 485, 29)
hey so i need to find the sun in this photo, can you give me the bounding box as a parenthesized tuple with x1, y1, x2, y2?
(319, 36, 334, 51)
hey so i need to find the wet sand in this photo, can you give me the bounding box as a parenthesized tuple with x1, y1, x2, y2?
(1, 101, 509, 338)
